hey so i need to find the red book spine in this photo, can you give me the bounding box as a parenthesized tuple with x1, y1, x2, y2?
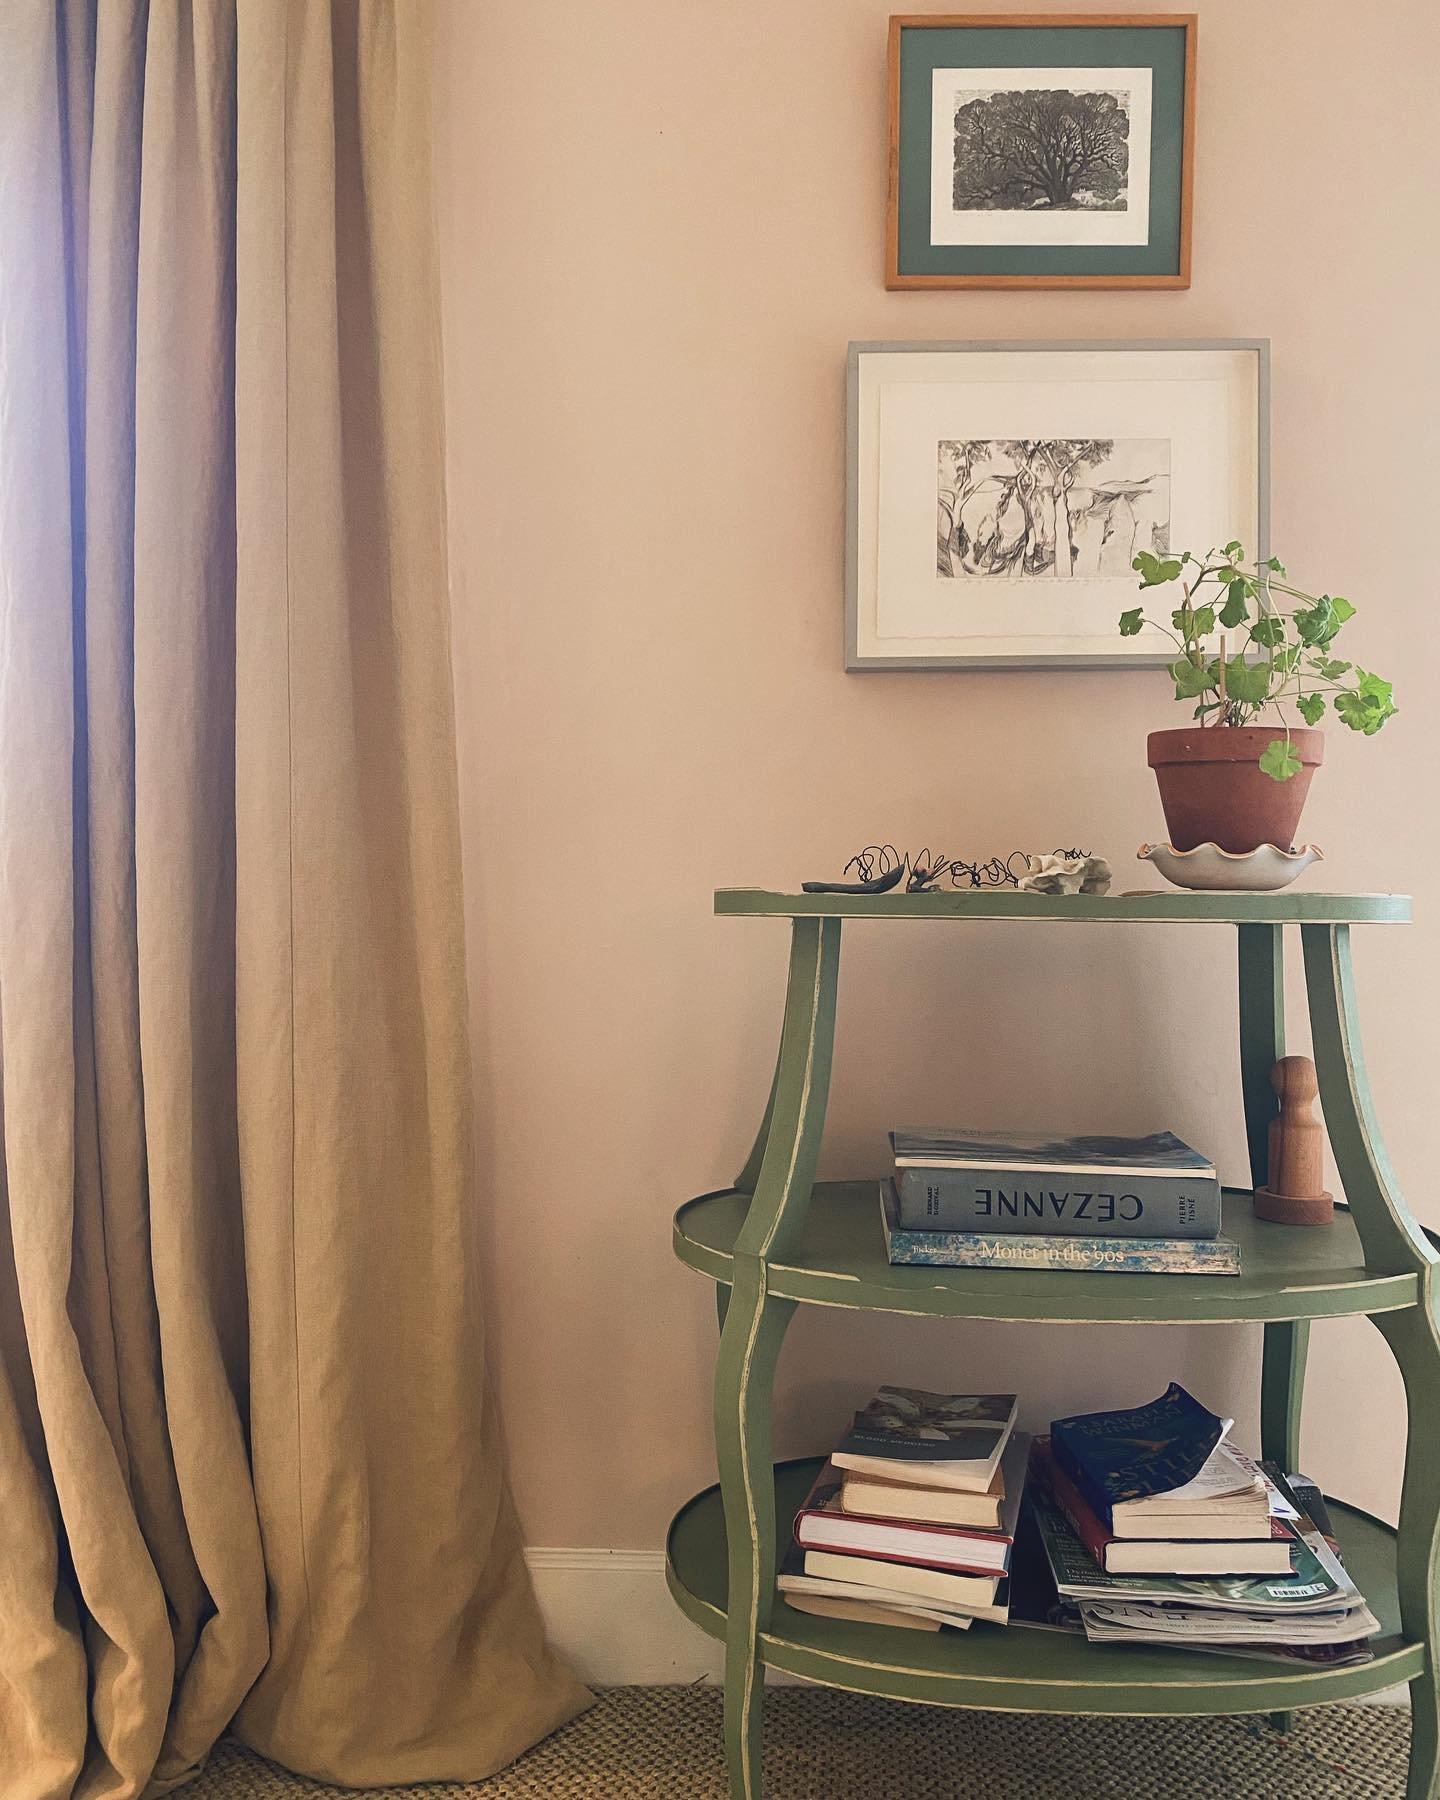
(1031, 1438, 1114, 1567)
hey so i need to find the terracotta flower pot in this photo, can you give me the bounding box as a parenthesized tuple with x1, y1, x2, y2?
(1147, 727, 1324, 855)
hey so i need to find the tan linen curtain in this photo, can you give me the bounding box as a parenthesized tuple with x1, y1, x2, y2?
(0, 3, 589, 1794)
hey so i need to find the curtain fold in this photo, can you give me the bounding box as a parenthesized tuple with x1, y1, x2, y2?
(0, 4, 589, 1794)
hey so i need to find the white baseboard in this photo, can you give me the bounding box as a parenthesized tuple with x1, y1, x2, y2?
(525, 1548, 1408, 1704)
(525, 1548, 727, 1685)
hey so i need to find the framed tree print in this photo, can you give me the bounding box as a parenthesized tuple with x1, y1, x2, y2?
(846, 340, 1268, 670)
(887, 15, 1196, 289)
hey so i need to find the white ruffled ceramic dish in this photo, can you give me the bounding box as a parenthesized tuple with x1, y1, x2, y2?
(1137, 842, 1324, 892)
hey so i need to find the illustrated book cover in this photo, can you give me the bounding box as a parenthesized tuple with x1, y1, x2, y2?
(891, 1128, 1215, 1175)
(831, 1385, 1016, 1493)
(1050, 1383, 1230, 1526)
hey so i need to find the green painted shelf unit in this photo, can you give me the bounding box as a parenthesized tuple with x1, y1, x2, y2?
(666, 889, 1440, 1800)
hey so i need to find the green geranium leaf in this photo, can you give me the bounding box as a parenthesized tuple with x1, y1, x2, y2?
(1294, 599, 1336, 646)
(1134, 551, 1180, 588)
(1333, 691, 1364, 729)
(1170, 656, 1216, 699)
(1334, 680, 1398, 735)
(1297, 692, 1327, 725)
(1218, 580, 1248, 628)
(1223, 656, 1271, 705)
(1259, 738, 1302, 781)
(1118, 607, 1145, 637)
(1313, 656, 1351, 680)
(1330, 596, 1356, 625)
(1224, 539, 1244, 559)
(1250, 616, 1285, 649)
(1265, 556, 1288, 576)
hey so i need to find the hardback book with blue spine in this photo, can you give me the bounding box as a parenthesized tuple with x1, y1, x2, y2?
(1050, 1383, 1226, 1529)
(881, 1183, 1240, 1277)
(894, 1168, 1221, 1239)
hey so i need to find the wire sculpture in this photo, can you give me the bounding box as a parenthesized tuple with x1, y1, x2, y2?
(802, 845, 1094, 895)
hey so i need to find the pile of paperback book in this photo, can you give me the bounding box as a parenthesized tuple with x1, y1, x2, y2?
(778, 1387, 1028, 1632)
(1023, 1384, 1377, 1666)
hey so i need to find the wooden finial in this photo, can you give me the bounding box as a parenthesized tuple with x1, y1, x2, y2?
(1254, 1055, 1334, 1226)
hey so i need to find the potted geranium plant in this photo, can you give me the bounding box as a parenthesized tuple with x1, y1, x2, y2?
(1119, 545, 1396, 853)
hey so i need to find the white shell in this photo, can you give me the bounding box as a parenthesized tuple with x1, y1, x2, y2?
(1137, 842, 1324, 892)
(1017, 853, 1112, 896)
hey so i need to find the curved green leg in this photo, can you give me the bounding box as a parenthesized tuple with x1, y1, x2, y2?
(1375, 1298, 1440, 1799)
(1304, 925, 1440, 1798)
(714, 1285, 796, 1798)
(714, 917, 840, 1800)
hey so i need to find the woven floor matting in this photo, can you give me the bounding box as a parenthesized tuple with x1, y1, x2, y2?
(188, 1686, 1409, 1798)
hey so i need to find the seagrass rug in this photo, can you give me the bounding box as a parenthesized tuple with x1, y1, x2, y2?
(188, 1687, 1408, 1798)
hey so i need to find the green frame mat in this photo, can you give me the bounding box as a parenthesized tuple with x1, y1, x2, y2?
(889, 16, 1194, 287)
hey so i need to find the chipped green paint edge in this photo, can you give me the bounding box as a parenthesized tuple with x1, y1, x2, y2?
(716, 889, 1411, 924)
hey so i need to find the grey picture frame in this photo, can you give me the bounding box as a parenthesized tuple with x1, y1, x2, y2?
(844, 338, 1271, 671)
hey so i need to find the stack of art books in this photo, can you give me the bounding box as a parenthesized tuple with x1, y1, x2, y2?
(1022, 1385, 1377, 1666)
(779, 1387, 1027, 1632)
(880, 1126, 1240, 1276)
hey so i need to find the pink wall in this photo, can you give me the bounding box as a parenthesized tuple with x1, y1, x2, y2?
(434, 0, 1440, 1546)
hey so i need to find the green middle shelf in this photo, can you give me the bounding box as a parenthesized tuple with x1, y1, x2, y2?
(673, 1183, 1419, 1324)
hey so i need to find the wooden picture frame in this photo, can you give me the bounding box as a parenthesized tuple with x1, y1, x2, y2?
(846, 339, 1269, 671)
(887, 14, 1196, 290)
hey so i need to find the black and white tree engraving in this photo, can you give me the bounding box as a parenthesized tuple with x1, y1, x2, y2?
(937, 439, 1169, 579)
(952, 88, 1131, 213)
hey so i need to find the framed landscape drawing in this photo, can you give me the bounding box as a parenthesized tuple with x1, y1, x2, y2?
(887, 15, 1196, 288)
(845, 340, 1268, 670)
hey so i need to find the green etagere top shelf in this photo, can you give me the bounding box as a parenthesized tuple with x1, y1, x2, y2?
(715, 889, 1411, 924)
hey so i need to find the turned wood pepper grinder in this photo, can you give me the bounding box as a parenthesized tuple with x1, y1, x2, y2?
(1254, 1055, 1334, 1226)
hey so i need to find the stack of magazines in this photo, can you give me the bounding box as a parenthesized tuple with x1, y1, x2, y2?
(1023, 1384, 1377, 1666)
(881, 1126, 1239, 1276)
(778, 1387, 1028, 1632)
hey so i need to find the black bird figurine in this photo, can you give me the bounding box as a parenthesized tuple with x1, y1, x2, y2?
(801, 862, 905, 895)
(802, 844, 907, 894)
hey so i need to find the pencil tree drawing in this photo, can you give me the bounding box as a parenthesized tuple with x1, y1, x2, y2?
(937, 439, 1169, 580)
(952, 88, 1131, 213)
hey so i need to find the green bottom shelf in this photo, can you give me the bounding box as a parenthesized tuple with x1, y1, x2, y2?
(666, 1459, 1422, 1716)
